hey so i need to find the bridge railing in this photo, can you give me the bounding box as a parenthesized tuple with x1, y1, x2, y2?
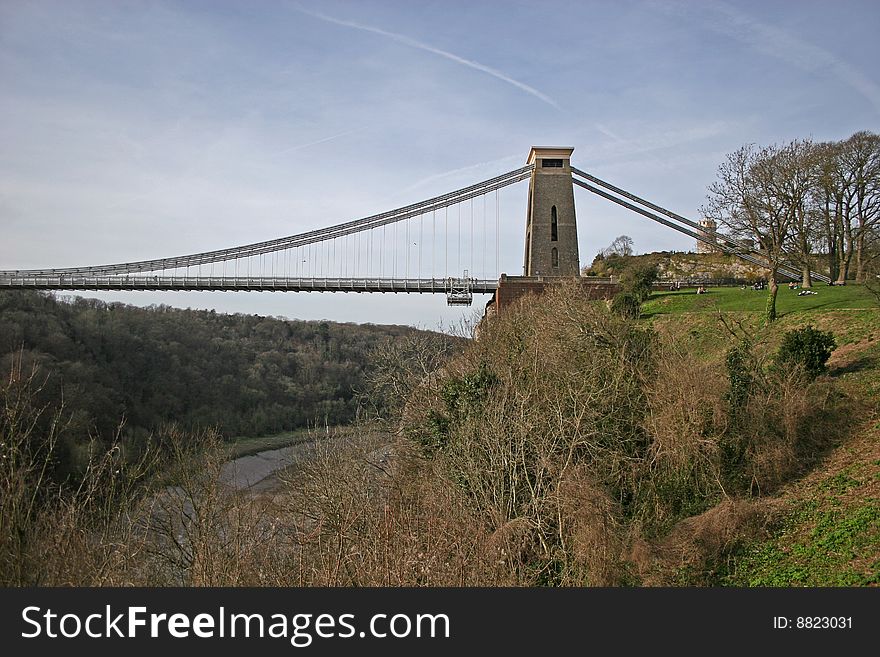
(0, 275, 500, 297)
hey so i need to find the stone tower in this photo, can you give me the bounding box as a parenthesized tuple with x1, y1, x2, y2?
(696, 218, 718, 254)
(523, 147, 580, 276)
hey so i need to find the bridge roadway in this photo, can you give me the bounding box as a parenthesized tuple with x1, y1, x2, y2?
(0, 275, 499, 294)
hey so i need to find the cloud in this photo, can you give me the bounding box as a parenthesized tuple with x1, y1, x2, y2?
(672, 0, 880, 114)
(295, 6, 560, 109)
(587, 114, 740, 172)
(590, 120, 736, 161)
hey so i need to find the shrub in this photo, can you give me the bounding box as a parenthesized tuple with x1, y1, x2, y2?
(419, 363, 497, 455)
(619, 263, 659, 303)
(611, 292, 641, 319)
(774, 326, 836, 380)
(725, 339, 758, 413)
(397, 281, 656, 584)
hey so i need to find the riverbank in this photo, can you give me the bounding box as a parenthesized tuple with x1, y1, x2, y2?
(225, 427, 338, 460)
(220, 440, 323, 492)
(221, 426, 374, 493)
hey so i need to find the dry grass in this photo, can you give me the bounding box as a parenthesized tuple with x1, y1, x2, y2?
(630, 498, 780, 585)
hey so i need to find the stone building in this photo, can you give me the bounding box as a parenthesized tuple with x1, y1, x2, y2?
(523, 147, 580, 276)
(485, 147, 617, 318)
(696, 218, 719, 254)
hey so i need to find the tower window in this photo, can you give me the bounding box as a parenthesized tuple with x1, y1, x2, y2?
(551, 206, 558, 242)
(541, 159, 563, 168)
(551, 247, 559, 268)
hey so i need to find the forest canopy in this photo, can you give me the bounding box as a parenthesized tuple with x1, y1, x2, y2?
(0, 291, 440, 474)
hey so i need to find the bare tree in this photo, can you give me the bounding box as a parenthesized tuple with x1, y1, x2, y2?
(838, 131, 880, 282)
(702, 144, 795, 321)
(361, 332, 458, 421)
(603, 235, 634, 258)
(775, 139, 818, 287)
(811, 140, 845, 281)
(812, 132, 880, 284)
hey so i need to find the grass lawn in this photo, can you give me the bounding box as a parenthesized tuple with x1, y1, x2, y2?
(642, 284, 876, 317)
(725, 495, 880, 586)
(645, 284, 879, 361)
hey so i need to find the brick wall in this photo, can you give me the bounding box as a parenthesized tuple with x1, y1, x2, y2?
(486, 275, 619, 315)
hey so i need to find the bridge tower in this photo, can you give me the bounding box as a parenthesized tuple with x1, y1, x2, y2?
(523, 147, 580, 276)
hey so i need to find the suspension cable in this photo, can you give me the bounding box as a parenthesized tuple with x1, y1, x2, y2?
(5, 165, 533, 277)
(572, 177, 807, 282)
(571, 167, 828, 283)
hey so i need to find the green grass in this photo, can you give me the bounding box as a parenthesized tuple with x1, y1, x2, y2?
(833, 340, 880, 403)
(720, 445, 880, 587)
(724, 500, 880, 587)
(644, 285, 879, 363)
(642, 284, 876, 317)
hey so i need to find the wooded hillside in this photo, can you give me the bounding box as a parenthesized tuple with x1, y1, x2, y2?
(0, 291, 433, 474)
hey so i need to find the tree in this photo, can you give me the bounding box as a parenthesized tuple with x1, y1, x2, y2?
(362, 332, 458, 420)
(702, 144, 796, 321)
(619, 262, 658, 303)
(812, 132, 880, 284)
(604, 235, 634, 258)
(775, 139, 818, 288)
(839, 131, 880, 282)
(610, 292, 641, 319)
(586, 236, 636, 276)
(811, 140, 845, 281)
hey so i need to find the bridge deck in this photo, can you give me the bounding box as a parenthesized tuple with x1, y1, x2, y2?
(0, 276, 500, 294)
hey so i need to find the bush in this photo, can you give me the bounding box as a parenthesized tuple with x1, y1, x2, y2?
(611, 292, 642, 319)
(420, 363, 497, 454)
(725, 339, 758, 414)
(774, 326, 836, 380)
(619, 263, 659, 303)
(396, 281, 656, 584)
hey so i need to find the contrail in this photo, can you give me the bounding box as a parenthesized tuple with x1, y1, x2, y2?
(710, 0, 880, 113)
(296, 6, 560, 109)
(399, 154, 522, 195)
(659, 0, 880, 114)
(270, 126, 368, 156)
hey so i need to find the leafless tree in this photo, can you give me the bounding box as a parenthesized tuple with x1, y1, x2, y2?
(774, 139, 818, 287)
(702, 144, 796, 321)
(838, 131, 880, 282)
(361, 332, 459, 421)
(811, 140, 846, 281)
(603, 235, 635, 258)
(811, 132, 880, 284)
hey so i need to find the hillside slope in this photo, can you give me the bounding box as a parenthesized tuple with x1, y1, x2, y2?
(0, 291, 442, 476)
(344, 281, 878, 587)
(641, 285, 879, 585)
(3, 284, 875, 586)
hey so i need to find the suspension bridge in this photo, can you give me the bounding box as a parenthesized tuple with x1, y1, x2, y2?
(0, 146, 827, 308)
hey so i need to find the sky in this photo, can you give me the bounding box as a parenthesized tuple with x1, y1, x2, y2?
(2, 0, 879, 329)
